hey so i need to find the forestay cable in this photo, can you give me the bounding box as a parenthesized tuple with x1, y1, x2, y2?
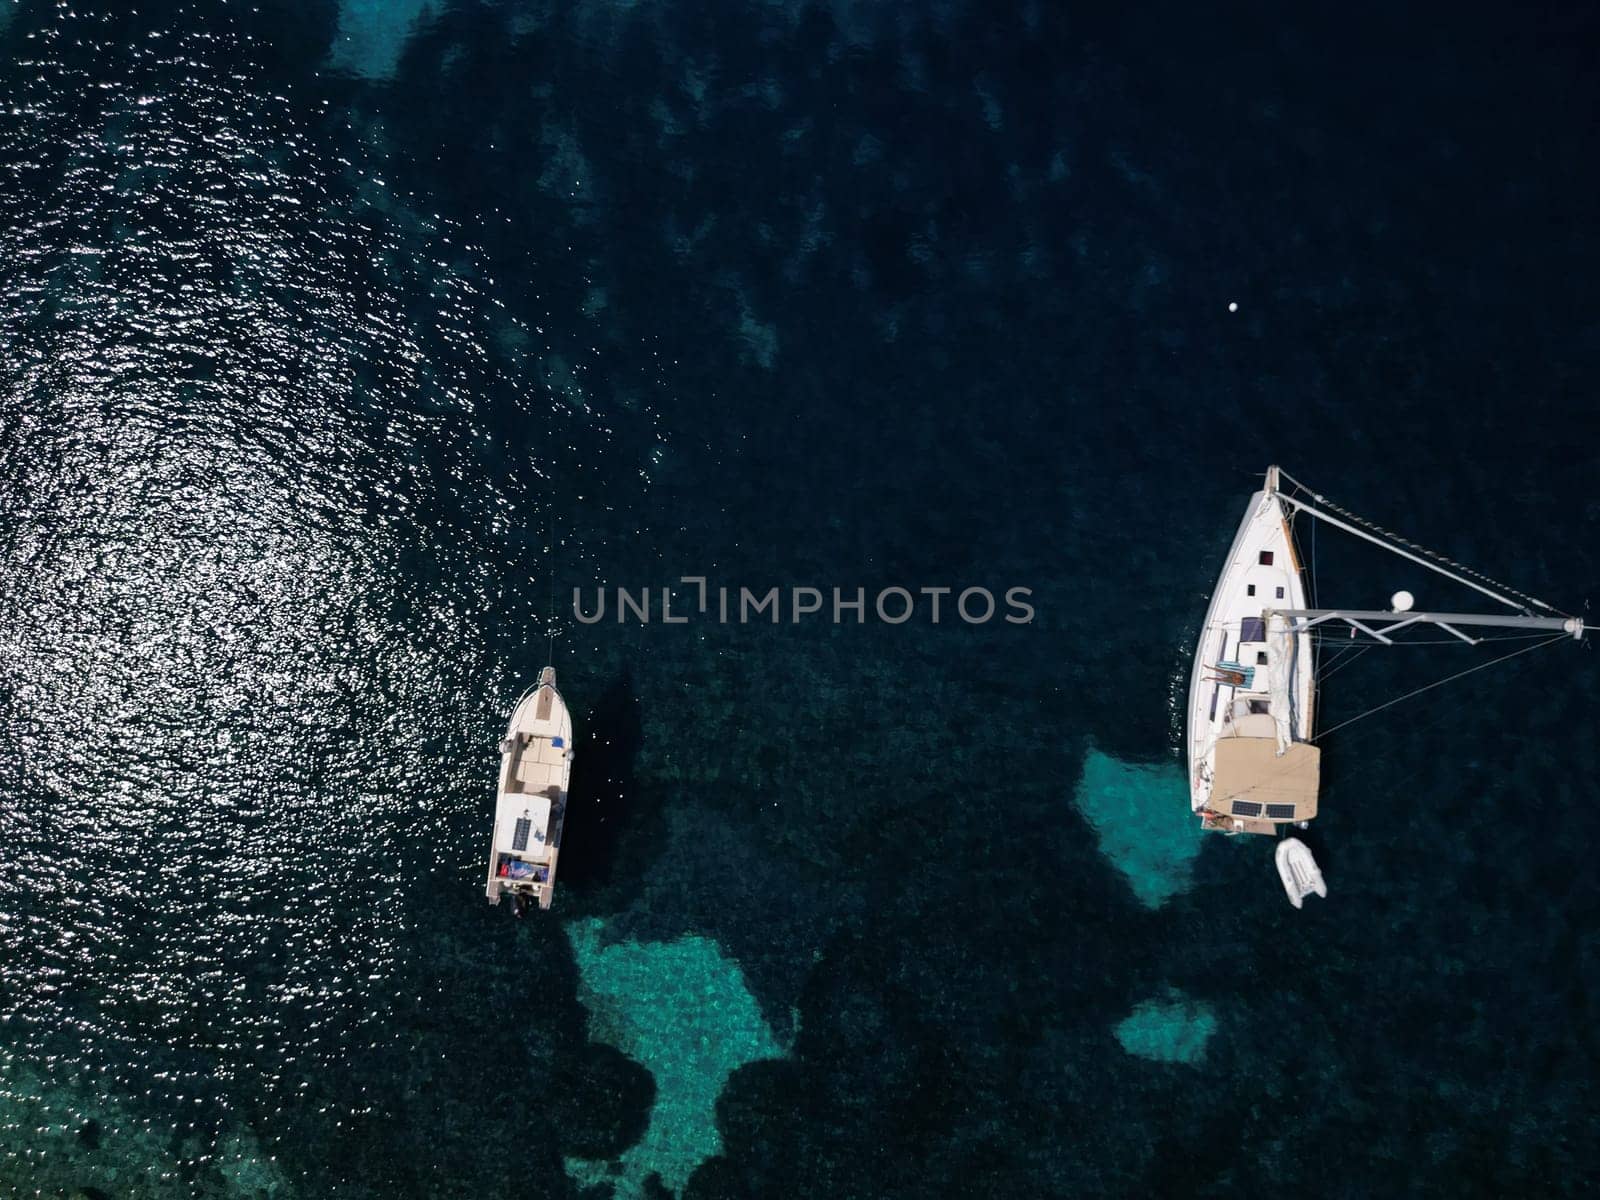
(1277, 469, 1563, 617)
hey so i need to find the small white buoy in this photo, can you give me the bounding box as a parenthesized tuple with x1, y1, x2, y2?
(1227, 301, 1238, 313)
(1391, 589, 1415, 612)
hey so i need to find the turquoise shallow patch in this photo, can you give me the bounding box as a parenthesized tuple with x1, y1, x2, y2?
(1114, 991, 1218, 1065)
(565, 919, 783, 1197)
(1073, 747, 1199, 908)
(328, 0, 433, 80)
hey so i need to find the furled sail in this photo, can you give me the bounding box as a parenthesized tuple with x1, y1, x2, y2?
(1267, 610, 1294, 755)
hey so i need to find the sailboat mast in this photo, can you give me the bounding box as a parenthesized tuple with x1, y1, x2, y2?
(1277, 608, 1586, 644)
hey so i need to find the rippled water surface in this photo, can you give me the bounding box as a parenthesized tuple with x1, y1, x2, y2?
(2, 1, 1598, 1197)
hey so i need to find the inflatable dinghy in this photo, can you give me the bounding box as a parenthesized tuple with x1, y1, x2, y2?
(1274, 837, 1326, 909)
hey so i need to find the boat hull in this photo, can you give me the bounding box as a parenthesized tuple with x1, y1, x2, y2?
(486, 667, 573, 911)
(1186, 468, 1317, 835)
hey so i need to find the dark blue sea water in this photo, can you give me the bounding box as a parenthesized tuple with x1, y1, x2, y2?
(1, 1, 1597, 1196)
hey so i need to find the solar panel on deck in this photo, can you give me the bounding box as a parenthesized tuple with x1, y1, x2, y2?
(512, 817, 532, 851)
(1231, 800, 1263, 817)
(1265, 803, 1297, 820)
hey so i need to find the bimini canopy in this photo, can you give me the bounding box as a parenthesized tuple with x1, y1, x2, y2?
(1212, 738, 1320, 822)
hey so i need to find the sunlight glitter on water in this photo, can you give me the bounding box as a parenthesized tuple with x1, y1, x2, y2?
(0, 10, 647, 1189)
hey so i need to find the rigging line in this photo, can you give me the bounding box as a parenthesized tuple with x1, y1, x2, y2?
(1313, 637, 1356, 674)
(1275, 468, 1563, 617)
(1312, 650, 1345, 677)
(1317, 645, 1369, 685)
(1306, 630, 1562, 648)
(1225, 636, 1557, 803)
(1305, 629, 1563, 642)
(1313, 641, 1358, 680)
(1307, 508, 1320, 686)
(1309, 501, 1318, 610)
(544, 511, 556, 666)
(1281, 491, 1538, 615)
(1314, 633, 1569, 742)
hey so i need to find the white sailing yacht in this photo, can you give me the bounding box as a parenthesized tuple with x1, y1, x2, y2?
(486, 666, 573, 912)
(1187, 466, 1586, 862)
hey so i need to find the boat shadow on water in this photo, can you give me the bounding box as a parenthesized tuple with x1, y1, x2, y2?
(559, 667, 658, 896)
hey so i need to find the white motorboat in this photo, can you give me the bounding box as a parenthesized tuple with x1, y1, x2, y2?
(1274, 837, 1326, 909)
(486, 666, 573, 913)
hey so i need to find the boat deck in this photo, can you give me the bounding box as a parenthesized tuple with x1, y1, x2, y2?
(506, 730, 569, 795)
(1187, 473, 1317, 834)
(487, 675, 573, 909)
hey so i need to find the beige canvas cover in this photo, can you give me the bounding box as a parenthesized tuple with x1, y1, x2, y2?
(1212, 737, 1320, 820)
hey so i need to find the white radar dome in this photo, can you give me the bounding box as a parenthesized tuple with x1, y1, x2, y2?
(1391, 590, 1415, 613)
